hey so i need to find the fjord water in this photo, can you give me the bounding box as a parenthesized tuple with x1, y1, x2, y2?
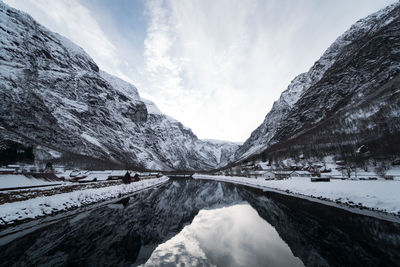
(0, 179, 399, 266)
(144, 203, 303, 266)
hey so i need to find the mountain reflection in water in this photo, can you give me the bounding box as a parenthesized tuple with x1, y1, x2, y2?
(0, 179, 399, 267)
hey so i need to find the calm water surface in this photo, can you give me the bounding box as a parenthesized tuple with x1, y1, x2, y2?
(0, 179, 399, 266)
(144, 203, 303, 267)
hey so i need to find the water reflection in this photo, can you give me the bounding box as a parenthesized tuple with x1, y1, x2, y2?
(144, 203, 303, 267)
(0, 179, 399, 267)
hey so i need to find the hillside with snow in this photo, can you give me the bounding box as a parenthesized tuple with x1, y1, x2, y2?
(0, 2, 238, 171)
(235, 2, 400, 162)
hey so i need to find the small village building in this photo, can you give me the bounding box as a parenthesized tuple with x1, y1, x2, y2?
(7, 165, 21, 173)
(44, 162, 54, 173)
(55, 170, 73, 180)
(257, 162, 271, 171)
(107, 170, 128, 180)
(264, 171, 275, 180)
(70, 170, 82, 178)
(122, 171, 131, 184)
(289, 165, 302, 171)
(385, 169, 400, 180)
(290, 171, 312, 178)
(131, 173, 140, 182)
(69, 171, 88, 181)
(335, 160, 345, 166)
(22, 165, 38, 173)
(242, 163, 256, 171)
(79, 171, 111, 182)
(0, 168, 16, 174)
(273, 171, 292, 180)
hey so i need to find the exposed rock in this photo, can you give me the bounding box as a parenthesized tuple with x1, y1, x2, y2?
(235, 2, 400, 161)
(0, 2, 238, 170)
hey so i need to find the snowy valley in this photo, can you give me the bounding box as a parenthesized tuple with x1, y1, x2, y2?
(0, 1, 400, 266)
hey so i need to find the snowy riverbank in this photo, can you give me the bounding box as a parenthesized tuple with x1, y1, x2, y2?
(0, 177, 169, 226)
(0, 175, 64, 190)
(193, 174, 400, 216)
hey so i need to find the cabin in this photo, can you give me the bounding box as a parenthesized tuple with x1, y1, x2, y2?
(108, 170, 128, 180)
(122, 171, 131, 184)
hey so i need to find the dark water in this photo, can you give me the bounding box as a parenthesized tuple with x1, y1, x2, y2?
(0, 179, 400, 266)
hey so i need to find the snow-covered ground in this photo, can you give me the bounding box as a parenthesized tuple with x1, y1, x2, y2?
(193, 174, 400, 215)
(0, 177, 169, 226)
(0, 175, 63, 190)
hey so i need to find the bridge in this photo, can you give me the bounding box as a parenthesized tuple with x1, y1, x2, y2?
(162, 172, 194, 179)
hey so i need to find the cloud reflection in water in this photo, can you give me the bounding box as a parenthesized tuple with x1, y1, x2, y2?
(143, 203, 304, 267)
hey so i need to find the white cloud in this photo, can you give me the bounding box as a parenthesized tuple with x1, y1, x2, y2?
(141, 0, 310, 142)
(3, 0, 127, 80)
(141, 0, 397, 142)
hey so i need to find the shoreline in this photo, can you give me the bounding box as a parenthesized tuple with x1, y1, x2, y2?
(0, 177, 169, 232)
(193, 174, 400, 223)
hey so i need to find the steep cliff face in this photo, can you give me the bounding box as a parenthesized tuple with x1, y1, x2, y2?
(235, 2, 400, 161)
(0, 2, 238, 170)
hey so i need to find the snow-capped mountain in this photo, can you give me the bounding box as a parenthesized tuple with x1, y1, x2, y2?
(0, 2, 238, 170)
(235, 2, 400, 161)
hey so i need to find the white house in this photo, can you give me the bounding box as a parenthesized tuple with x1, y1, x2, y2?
(385, 168, 400, 180)
(257, 162, 271, 170)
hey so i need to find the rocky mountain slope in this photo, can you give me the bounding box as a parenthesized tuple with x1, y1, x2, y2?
(235, 2, 400, 162)
(0, 2, 238, 170)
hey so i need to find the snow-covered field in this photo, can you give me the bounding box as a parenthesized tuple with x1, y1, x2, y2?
(193, 174, 400, 216)
(0, 175, 63, 190)
(0, 177, 169, 226)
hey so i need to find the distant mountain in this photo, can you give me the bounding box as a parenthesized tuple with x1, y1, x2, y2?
(0, 2, 238, 170)
(235, 2, 400, 162)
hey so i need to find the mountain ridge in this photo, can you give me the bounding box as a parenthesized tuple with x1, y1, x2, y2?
(0, 2, 239, 171)
(234, 2, 400, 163)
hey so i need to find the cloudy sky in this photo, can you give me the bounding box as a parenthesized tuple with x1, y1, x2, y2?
(4, 0, 397, 142)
